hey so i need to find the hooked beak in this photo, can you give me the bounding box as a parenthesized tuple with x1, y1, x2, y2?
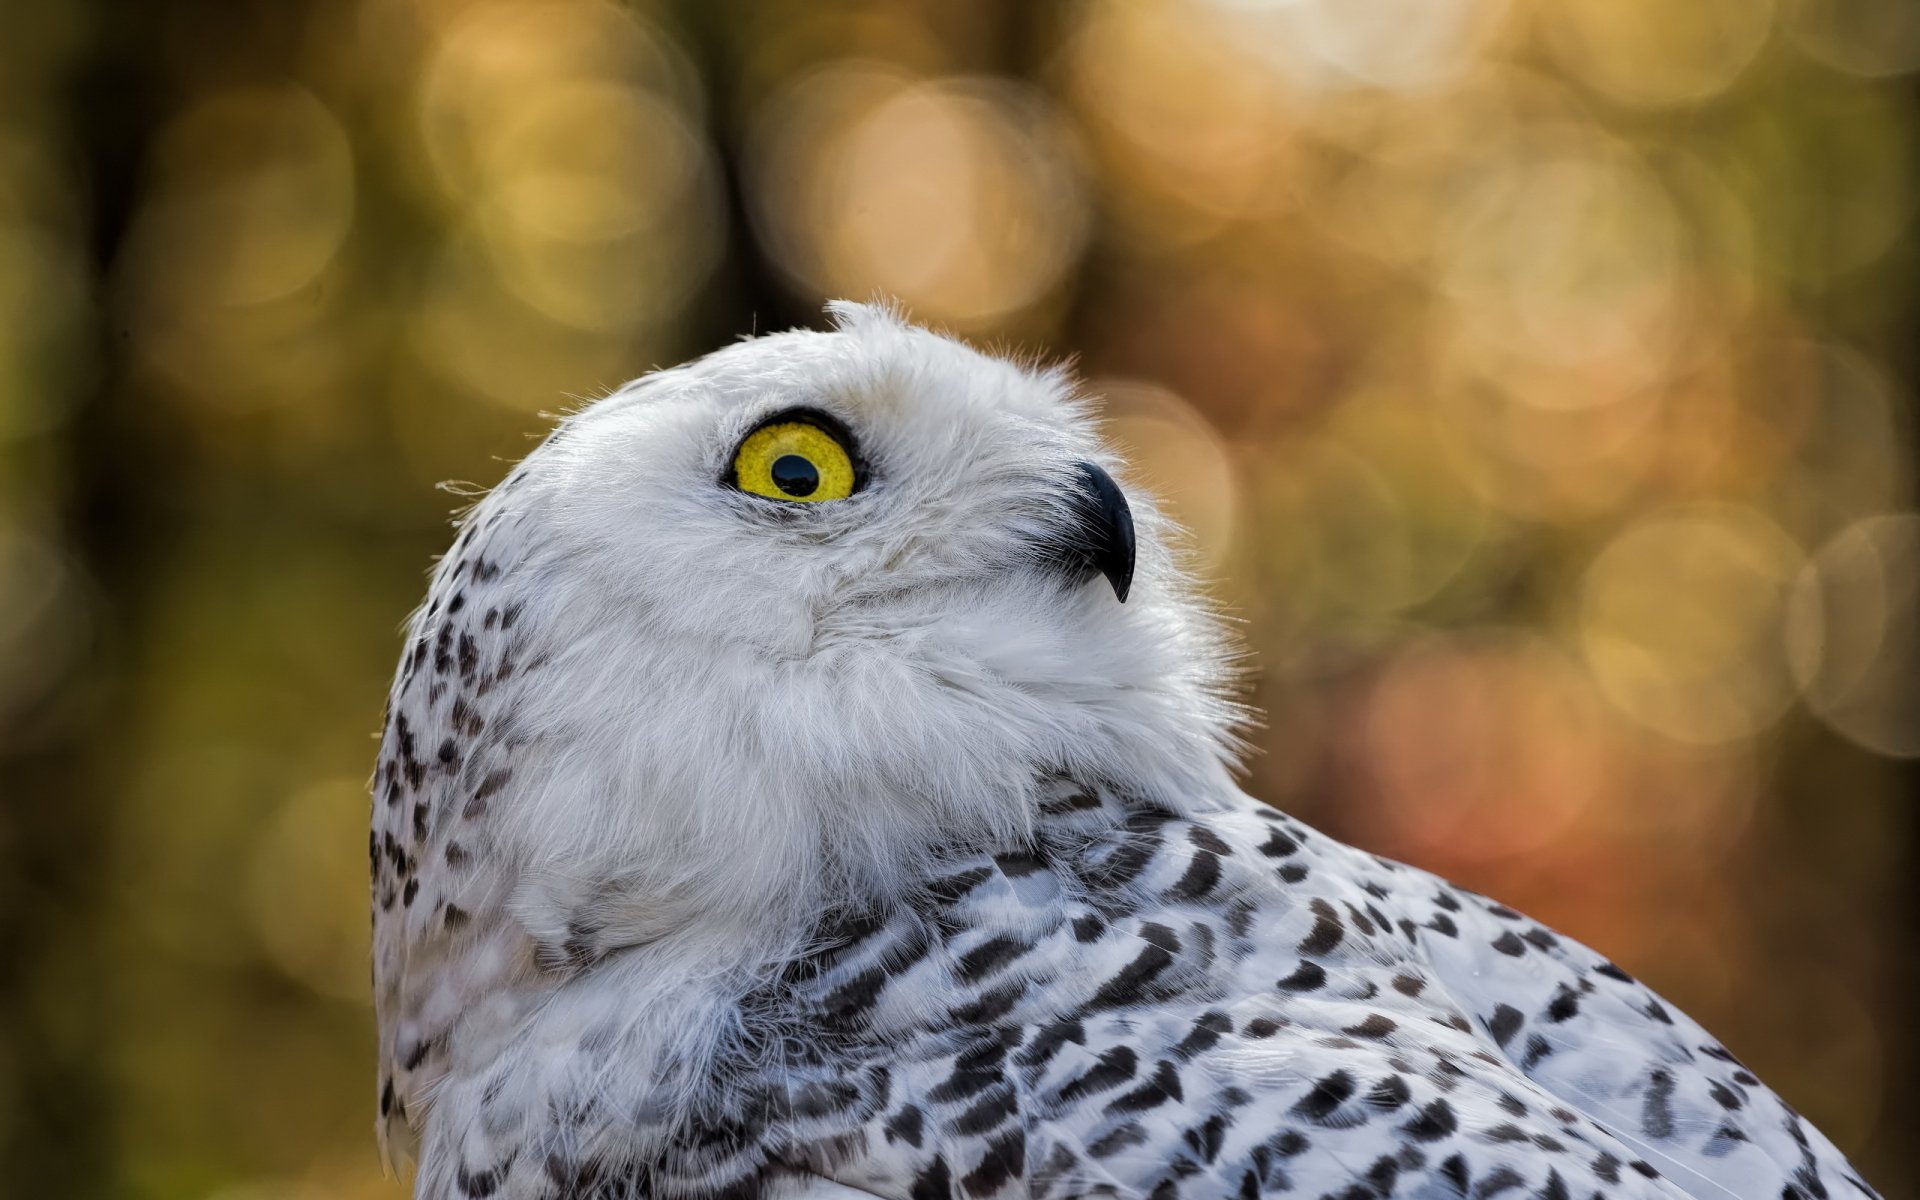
(1051, 461, 1136, 602)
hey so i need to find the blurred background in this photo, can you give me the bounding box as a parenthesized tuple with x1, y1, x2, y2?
(1, 0, 1915, 1196)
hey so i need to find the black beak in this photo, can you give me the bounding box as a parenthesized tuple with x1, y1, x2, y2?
(1054, 461, 1135, 602)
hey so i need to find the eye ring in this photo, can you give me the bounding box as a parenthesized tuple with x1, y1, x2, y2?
(728, 408, 867, 503)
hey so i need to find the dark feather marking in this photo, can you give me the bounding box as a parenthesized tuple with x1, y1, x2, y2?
(1404, 1099, 1459, 1142)
(1166, 851, 1222, 901)
(1546, 986, 1580, 1023)
(1173, 1010, 1233, 1060)
(1188, 825, 1232, 855)
(1291, 1070, 1357, 1125)
(1278, 961, 1327, 992)
(1017, 1019, 1086, 1070)
(1298, 898, 1345, 955)
(1367, 1074, 1412, 1110)
(950, 1086, 1019, 1137)
(1643, 1068, 1677, 1138)
(1088, 1122, 1148, 1158)
(910, 1156, 951, 1200)
(1083, 939, 1175, 1011)
(1259, 829, 1300, 857)
(1106, 1059, 1184, 1115)
(950, 982, 1024, 1025)
(955, 935, 1032, 983)
(1345, 1012, 1397, 1039)
(1487, 1004, 1524, 1048)
(960, 1130, 1025, 1196)
(884, 1105, 924, 1148)
(1056, 1045, 1139, 1103)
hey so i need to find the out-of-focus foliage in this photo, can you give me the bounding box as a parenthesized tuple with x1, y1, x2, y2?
(0, 0, 1914, 1197)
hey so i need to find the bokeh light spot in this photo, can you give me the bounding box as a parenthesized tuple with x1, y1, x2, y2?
(247, 780, 375, 1002)
(417, 0, 701, 203)
(408, 0, 720, 409)
(1545, 0, 1774, 108)
(118, 86, 356, 412)
(1217, 0, 1512, 93)
(1438, 132, 1685, 382)
(1787, 513, 1920, 757)
(748, 68, 1090, 330)
(1066, 0, 1308, 238)
(1786, 0, 1920, 78)
(135, 86, 354, 308)
(1581, 505, 1805, 743)
(1357, 632, 1611, 862)
(0, 219, 87, 441)
(0, 522, 90, 743)
(1096, 381, 1240, 571)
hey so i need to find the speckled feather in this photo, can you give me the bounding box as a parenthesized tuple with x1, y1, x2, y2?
(370, 305, 1879, 1200)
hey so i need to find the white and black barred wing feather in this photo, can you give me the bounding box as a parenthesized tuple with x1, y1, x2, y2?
(645, 786, 1878, 1200)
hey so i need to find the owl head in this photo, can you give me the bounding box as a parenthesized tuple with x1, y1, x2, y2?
(369, 302, 1240, 1155)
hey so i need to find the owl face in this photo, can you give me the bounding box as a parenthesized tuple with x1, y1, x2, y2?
(525, 308, 1138, 675)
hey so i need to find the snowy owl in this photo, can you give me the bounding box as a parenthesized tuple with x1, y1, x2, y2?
(370, 303, 1878, 1200)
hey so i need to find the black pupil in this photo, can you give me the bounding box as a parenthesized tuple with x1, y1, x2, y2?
(770, 453, 820, 497)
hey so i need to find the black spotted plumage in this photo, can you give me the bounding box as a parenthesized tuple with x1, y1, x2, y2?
(439, 783, 1877, 1200)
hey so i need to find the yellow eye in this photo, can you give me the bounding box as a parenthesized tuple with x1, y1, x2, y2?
(731, 419, 858, 502)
